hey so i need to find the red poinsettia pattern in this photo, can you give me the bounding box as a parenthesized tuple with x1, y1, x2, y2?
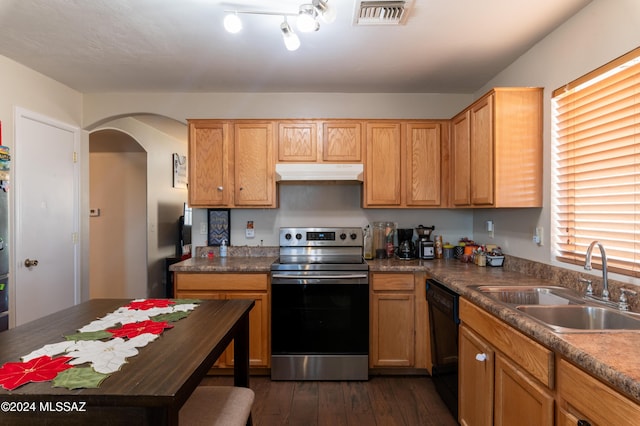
(0, 355, 73, 391)
(107, 320, 173, 339)
(124, 299, 175, 311)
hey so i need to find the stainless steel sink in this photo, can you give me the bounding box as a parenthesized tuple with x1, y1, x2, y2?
(516, 305, 640, 333)
(471, 285, 585, 306)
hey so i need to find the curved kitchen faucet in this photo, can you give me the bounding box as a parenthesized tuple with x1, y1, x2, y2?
(584, 241, 609, 301)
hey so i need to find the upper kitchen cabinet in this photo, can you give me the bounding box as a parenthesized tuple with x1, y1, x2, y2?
(365, 121, 402, 206)
(451, 87, 543, 208)
(277, 120, 363, 163)
(233, 122, 276, 207)
(322, 121, 363, 162)
(405, 122, 446, 207)
(188, 120, 232, 207)
(187, 119, 277, 208)
(364, 120, 447, 208)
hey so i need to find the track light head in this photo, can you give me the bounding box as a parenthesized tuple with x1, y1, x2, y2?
(297, 4, 320, 32)
(280, 20, 301, 51)
(313, 0, 336, 24)
(223, 12, 242, 33)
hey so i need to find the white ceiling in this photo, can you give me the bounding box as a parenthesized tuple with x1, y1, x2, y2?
(0, 0, 590, 94)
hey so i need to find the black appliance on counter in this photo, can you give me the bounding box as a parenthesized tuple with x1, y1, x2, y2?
(270, 227, 369, 381)
(415, 225, 435, 260)
(397, 228, 415, 259)
(426, 278, 460, 419)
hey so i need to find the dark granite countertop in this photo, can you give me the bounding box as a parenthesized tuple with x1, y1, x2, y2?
(169, 256, 277, 273)
(171, 255, 640, 403)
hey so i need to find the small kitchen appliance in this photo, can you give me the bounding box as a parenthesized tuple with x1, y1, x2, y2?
(396, 228, 415, 260)
(415, 225, 435, 260)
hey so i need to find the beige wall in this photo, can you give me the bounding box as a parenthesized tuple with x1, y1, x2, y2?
(472, 0, 640, 286)
(89, 148, 146, 299)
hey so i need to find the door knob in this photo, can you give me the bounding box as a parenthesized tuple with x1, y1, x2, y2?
(24, 258, 39, 267)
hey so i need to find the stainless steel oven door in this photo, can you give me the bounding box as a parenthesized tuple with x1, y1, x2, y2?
(270, 272, 369, 380)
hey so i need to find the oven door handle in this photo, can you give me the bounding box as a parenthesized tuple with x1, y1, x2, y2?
(271, 273, 369, 279)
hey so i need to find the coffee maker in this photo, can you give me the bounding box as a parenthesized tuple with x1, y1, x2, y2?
(415, 225, 435, 259)
(396, 228, 415, 260)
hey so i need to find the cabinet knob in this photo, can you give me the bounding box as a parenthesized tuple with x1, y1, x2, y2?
(217, 186, 223, 191)
(475, 353, 487, 362)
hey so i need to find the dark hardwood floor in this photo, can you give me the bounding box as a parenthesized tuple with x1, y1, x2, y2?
(199, 375, 458, 426)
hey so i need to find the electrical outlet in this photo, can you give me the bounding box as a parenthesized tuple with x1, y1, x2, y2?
(486, 220, 494, 239)
(533, 227, 543, 246)
(200, 223, 207, 235)
(246, 221, 255, 238)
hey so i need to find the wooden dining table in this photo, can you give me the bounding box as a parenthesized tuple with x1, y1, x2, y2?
(0, 298, 254, 426)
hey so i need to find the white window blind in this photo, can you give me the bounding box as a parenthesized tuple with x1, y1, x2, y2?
(552, 47, 640, 278)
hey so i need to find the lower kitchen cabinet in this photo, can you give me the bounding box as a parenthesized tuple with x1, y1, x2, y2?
(494, 352, 554, 426)
(459, 325, 494, 426)
(459, 298, 554, 426)
(370, 272, 429, 370)
(557, 357, 640, 426)
(174, 272, 270, 369)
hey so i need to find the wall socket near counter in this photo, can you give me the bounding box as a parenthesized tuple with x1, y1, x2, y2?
(533, 227, 543, 246)
(486, 220, 494, 239)
(246, 221, 255, 238)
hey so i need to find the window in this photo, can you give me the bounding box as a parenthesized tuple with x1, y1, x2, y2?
(552, 47, 640, 278)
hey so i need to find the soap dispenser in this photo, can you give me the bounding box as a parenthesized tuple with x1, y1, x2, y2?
(220, 239, 228, 257)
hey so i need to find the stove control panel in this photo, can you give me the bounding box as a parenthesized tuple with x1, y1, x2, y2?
(279, 227, 363, 247)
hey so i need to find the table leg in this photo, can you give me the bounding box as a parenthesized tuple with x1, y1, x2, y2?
(233, 311, 250, 388)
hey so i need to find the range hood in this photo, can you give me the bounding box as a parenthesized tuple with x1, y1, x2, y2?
(275, 163, 364, 183)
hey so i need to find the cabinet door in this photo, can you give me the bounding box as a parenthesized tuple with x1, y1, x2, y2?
(224, 292, 270, 368)
(494, 354, 554, 426)
(365, 122, 401, 206)
(405, 122, 441, 206)
(278, 121, 318, 162)
(370, 292, 414, 367)
(459, 325, 494, 426)
(469, 94, 494, 205)
(188, 121, 231, 206)
(234, 122, 275, 206)
(323, 121, 362, 162)
(558, 358, 640, 426)
(451, 111, 471, 206)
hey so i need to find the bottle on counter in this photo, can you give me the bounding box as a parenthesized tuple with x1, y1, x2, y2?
(435, 235, 443, 259)
(363, 225, 373, 260)
(220, 239, 228, 257)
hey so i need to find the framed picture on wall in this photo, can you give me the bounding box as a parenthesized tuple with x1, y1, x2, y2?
(173, 153, 187, 189)
(207, 209, 230, 246)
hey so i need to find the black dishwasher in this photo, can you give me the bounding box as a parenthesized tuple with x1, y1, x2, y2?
(426, 279, 459, 419)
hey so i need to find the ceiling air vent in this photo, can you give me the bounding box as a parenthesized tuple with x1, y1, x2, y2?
(354, 1, 410, 25)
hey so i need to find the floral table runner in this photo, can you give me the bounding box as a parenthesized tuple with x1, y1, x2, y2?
(0, 298, 200, 391)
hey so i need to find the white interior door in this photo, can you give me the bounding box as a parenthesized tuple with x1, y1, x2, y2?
(14, 108, 80, 326)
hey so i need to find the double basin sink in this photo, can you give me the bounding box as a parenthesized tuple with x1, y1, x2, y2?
(471, 285, 640, 333)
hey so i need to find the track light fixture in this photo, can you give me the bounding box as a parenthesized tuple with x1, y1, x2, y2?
(224, 1, 336, 51)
